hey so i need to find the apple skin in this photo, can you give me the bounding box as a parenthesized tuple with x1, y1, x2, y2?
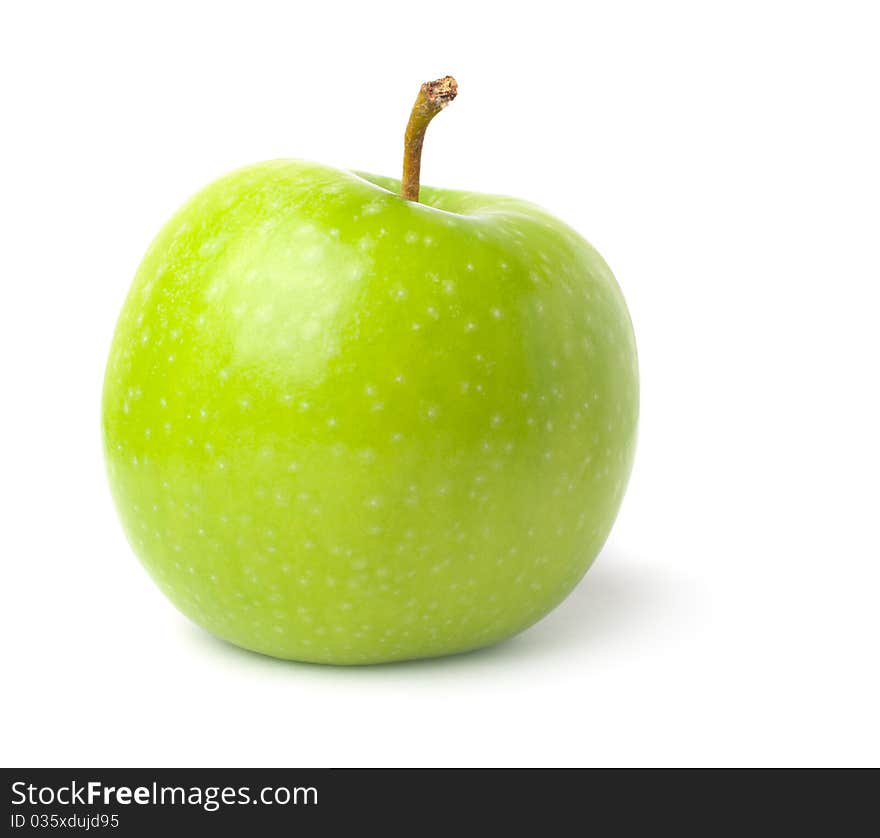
(102, 160, 638, 664)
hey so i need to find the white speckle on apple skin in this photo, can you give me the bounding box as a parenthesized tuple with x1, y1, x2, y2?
(102, 159, 638, 665)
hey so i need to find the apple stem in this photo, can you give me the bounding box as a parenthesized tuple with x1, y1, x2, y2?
(401, 76, 458, 202)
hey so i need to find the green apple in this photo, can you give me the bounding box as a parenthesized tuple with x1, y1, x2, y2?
(102, 77, 638, 664)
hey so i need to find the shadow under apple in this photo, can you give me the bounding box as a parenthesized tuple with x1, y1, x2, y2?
(181, 547, 668, 673)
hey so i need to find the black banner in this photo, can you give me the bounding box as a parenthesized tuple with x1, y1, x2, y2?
(1, 768, 876, 834)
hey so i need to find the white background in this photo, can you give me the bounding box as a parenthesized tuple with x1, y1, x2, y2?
(2, 1, 878, 767)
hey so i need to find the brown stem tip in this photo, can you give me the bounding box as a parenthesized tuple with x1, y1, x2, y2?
(401, 76, 458, 202)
